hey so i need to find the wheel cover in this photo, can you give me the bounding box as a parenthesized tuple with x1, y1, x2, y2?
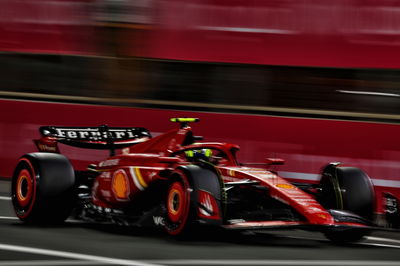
(12, 158, 37, 219)
(167, 182, 186, 223)
(165, 176, 191, 235)
(16, 169, 33, 207)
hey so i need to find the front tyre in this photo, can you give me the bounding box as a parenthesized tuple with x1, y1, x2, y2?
(318, 164, 374, 243)
(11, 153, 75, 224)
(318, 165, 375, 221)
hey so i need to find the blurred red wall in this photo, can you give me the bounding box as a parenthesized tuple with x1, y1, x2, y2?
(140, 0, 400, 68)
(0, 0, 96, 55)
(1, 0, 400, 68)
(1, 99, 400, 212)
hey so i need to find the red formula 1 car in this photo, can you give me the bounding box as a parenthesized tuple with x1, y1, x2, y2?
(11, 118, 376, 243)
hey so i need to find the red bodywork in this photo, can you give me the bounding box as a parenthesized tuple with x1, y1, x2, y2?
(87, 123, 362, 229)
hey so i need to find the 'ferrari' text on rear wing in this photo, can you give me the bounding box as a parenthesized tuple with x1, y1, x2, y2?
(35, 125, 152, 154)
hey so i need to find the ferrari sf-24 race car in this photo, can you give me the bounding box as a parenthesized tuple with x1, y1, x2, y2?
(12, 118, 376, 243)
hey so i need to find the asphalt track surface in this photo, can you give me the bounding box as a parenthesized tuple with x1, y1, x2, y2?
(1, 180, 400, 266)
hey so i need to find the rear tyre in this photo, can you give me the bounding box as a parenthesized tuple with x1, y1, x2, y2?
(11, 153, 75, 224)
(163, 165, 223, 237)
(163, 171, 193, 236)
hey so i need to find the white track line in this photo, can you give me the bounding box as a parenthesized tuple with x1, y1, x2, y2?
(362, 243, 400, 250)
(2, 216, 88, 223)
(0, 260, 105, 266)
(367, 236, 400, 245)
(0, 216, 17, 220)
(0, 215, 84, 222)
(0, 242, 399, 266)
(0, 243, 162, 266)
(0, 196, 11, 200)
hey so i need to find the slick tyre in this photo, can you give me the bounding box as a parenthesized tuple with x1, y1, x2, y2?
(318, 165, 374, 243)
(318, 166, 375, 221)
(11, 153, 75, 224)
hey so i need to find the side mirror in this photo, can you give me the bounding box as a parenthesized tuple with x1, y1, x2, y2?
(265, 158, 285, 165)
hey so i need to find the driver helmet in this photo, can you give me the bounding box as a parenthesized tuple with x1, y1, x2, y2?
(185, 149, 212, 161)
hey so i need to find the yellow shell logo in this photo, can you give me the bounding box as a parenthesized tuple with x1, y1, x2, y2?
(112, 169, 129, 199)
(276, 184, 295, 189)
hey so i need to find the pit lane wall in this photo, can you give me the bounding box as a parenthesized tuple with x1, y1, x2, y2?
(1, 99, 400, 213)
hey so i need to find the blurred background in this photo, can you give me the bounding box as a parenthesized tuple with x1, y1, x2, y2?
(1, 0, 400, 214)
(0, 0, 400, 116)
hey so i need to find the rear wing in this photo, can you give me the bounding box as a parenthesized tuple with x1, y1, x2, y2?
(35, 125, 151, 155)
